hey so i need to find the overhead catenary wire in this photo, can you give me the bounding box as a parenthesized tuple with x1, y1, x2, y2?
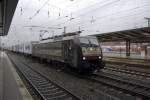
(67, 6, 150, 30)
(28, 0, 71, 20)
(39, 0, 147, 29)
(54, 0, 149, 30)
(52, 3, 150, 28)
(12, 0, 150, 34)
(29, 0, 50, 20)
(41, 0, 120, 26)
(43, 0, 120, 25)
(4, 0, 150, 46)
(81, 20, 147, 34)
(50, 0, 131, 27)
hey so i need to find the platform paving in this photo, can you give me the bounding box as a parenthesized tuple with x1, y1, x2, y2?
(104, 56, 150, 67)
(103, 52, 150, 60)
(0, 51, 33, 100)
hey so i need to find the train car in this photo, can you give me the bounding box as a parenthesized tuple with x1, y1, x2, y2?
(32, 32, 104, 73)
(17, 44, 24, 53)
(11, 41, 37, 54)
(23, 42, 37, 55)
(12, 45, 19, 52)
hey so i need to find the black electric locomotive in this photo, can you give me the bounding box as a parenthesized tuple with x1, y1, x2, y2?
(32, 31, 104, 73)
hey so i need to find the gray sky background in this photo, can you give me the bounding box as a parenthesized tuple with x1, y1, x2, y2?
(2, 0, 150, 46)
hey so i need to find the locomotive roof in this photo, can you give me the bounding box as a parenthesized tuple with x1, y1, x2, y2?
(39, 31, 81, 44)
(38, 35, 97, 44)
(41, 31, 81, 41)
(39, 35, 78, 44)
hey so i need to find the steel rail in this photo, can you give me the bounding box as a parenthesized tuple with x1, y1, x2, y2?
(91, 72, 150, 99)
(8, 54, 81, 100)
(104, 66, 150, 79)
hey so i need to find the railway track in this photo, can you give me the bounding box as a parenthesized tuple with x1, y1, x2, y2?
(105, 64, 150, 79)
(8, 53, 150, 99)
(91, 72, 150, 99)
(8, 54, 81, 100)
(104, 60, 150, 70)
(10, 53, 128, 100)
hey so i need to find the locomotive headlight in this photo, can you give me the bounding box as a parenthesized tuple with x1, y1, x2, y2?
(98, 56, 101, 59)
(83, 57, 86, 60)
(90, 48, 93, 51)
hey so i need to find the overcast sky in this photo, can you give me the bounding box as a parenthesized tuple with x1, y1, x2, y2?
(2, 0, 150, 46)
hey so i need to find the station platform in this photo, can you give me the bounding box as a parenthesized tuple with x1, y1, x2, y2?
(103, 52, 150, 60)
(0, 51, 33, 100)
(104, 55, 150, 67)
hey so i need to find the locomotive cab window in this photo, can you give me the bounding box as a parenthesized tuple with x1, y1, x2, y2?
(79, 37, 101, 56)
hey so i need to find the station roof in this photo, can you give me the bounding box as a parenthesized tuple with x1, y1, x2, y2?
(0, 0, 19, 36)
(96, 27, 150, 43)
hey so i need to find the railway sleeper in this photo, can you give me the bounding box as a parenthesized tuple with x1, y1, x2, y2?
(42, 90, 64, 96)
(37, 86, 57, 91)
(40, 88, 60, 93)
(33, 82, 51, 87)
(45, 93, 68, 100)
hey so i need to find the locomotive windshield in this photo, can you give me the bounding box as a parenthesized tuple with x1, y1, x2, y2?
(79, 37, 101, 56)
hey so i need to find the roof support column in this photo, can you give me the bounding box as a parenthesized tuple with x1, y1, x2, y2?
(140, 44, 147, 58)
(126, 40, 130, 57)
